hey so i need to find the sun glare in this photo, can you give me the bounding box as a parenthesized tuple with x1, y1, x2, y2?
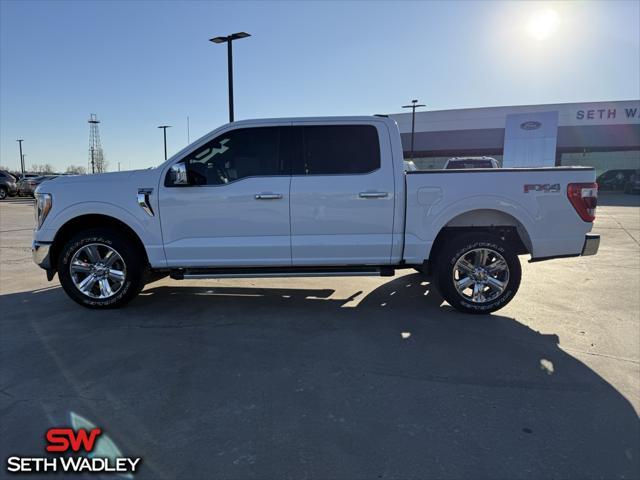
(526, 8, 560, 40)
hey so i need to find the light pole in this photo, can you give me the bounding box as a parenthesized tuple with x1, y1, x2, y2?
(158, 125, 171, 160)
(209, 32, 251, 123)
(401, 99, 425, 160)
(17, 139, 24, 174)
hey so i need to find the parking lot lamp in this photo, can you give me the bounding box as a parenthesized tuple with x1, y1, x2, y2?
(17, 139, 24, 174)
(158, 125, 171, 161)
(209, 32, 251, 123)
(402, 100, 426, 160)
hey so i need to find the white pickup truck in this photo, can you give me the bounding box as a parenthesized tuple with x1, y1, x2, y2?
(32, 116, 599, 313)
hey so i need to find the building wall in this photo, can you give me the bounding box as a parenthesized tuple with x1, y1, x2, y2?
(390, 100, 640, 185)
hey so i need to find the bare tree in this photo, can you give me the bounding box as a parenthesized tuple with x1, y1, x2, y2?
(65, 165, 87, 175)
(31, 164, 55, 174)
(94, 153, 108, 173)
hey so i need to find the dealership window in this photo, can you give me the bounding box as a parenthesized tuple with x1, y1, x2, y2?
(560, 149, 640, 189)
(296, 125, 380, 175)
(560, 150, 640, 175)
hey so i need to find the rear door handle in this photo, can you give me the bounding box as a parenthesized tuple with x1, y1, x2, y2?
(359, 192, 389, 199)
(255, 193, 283, 200)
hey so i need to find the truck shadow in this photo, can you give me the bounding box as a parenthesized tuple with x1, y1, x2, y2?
(1, 274, 639, 479)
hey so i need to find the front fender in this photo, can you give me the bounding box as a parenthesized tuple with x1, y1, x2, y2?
(36, 201, 167, 268)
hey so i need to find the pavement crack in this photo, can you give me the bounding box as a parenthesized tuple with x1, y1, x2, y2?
(362, 369, 598, 393)
(130, 322, 239, 329)
(561, 346, 640, 365)
(607, 215, 640, 246)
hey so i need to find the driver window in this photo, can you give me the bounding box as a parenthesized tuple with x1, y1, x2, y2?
(183, 127, 282, 186)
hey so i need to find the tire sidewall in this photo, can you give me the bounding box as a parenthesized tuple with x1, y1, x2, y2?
(437, 234, 521, 314)
(58, 230, 144, 308)
(0, 187, 7, 200)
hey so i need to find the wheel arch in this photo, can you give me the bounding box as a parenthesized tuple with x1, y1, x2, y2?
(49, 214, 148, 271)
(427, 209, 532, 270)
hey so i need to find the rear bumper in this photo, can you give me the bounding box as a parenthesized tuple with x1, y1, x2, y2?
(581, 233, 600, 256)
(32, 241, 52, 269)
(529, 233, 600, 262)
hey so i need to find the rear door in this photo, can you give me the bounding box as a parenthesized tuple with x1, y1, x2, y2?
(289, 122, 396, 265)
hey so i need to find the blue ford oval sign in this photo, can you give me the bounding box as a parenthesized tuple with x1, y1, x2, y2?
(520, 120, 542, 130)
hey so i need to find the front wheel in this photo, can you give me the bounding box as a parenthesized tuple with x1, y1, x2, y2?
(0, 187, 7, 200)
(434, 232, 521, 314)
(58, 228, 146, 308)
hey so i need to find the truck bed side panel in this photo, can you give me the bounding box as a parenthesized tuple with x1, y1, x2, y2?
(404, 167, 596, 263)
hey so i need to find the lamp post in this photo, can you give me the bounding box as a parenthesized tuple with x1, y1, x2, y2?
(158, 125, 171, 160)
(209, 32, 251, 123)
(401, 99, 425, 160)
(17, 139, 25, 174)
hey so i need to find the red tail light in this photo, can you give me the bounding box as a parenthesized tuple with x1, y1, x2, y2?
(567, 182, 598, 222)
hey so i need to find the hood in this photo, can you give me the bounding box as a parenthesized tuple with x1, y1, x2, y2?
(35, 168, 161, 200)
(46, 169, 153, 185)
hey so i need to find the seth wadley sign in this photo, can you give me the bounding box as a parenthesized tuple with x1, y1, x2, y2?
(575, 106, 639, 121)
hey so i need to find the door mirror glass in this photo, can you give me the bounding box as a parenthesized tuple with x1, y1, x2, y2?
(168, 162, 189, 186)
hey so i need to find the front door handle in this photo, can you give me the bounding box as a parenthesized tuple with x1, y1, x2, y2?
(255, 193, 283, 200)
(359, 192, 389, 199)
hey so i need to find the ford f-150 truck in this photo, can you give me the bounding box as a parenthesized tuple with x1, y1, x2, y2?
(32, 116, 600, 313)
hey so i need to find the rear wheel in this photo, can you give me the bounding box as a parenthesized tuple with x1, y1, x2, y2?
(57, 228, 146, 308)
(434, 232, 521, 314)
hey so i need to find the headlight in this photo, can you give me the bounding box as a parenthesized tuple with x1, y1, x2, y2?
(34, 192, 52, 229)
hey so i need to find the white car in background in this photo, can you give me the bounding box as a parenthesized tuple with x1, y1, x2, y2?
(403, 160, 418, 171)
(32, 116, 599, 314)
(444, 156, 499, 169)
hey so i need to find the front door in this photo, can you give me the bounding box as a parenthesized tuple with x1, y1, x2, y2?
(289, 122, 396, 266)
(159, 125, 291, 267)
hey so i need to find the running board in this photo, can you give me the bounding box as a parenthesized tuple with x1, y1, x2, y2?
(170, 266, 395, 280)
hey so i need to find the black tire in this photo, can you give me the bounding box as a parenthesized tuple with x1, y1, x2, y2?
(0, 187, 7, 200)
(57, 228, 147, 309)
(434, 232, 521, 314)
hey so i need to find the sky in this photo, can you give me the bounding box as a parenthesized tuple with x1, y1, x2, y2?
(1, 0, 639, 172)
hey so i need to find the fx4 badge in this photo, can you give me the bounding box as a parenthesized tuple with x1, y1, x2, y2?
(524, 183, 561, 193)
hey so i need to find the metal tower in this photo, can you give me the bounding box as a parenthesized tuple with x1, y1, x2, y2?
(88, 114, 107, 173)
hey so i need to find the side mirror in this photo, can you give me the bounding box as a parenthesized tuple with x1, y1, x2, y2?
(169, 162, 189, 186)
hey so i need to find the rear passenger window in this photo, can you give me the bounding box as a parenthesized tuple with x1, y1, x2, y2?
(299, 125, 380, 175)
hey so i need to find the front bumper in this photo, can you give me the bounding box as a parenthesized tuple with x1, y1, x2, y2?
(581, 233, 600, 256)
(32, 241, 52, 269)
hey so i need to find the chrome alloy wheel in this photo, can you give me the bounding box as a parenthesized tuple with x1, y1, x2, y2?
(69, 243, 126, 299)
(452, 248, 510, 303)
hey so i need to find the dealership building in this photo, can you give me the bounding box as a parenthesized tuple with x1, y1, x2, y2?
(390, 100, 640, 176)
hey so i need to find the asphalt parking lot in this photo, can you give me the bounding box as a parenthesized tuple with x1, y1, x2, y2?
(1, 194, 639, 479)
